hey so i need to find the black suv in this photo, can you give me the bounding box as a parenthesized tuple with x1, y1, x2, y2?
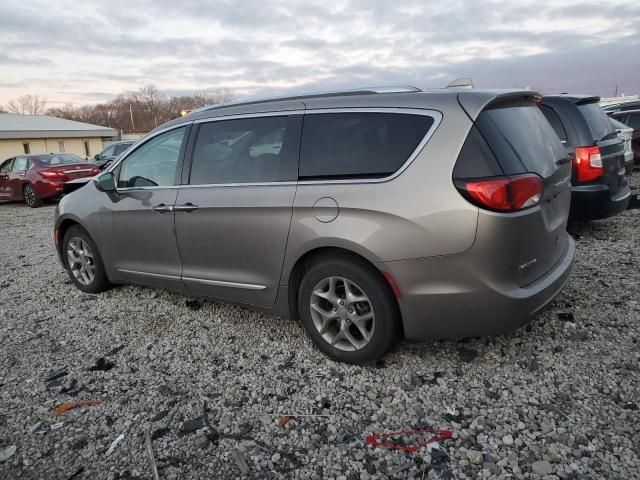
(540, 95, 630, 220)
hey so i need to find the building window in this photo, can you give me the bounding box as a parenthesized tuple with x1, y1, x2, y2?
(58, 141, 65, 152)
(84, 141, 91, 157)
(23, 142, 30, 154)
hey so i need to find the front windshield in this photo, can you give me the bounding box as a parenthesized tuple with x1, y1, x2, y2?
(38, 154, 85, 165)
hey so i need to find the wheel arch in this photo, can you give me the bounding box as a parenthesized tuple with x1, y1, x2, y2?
(285, 245, 402, 335)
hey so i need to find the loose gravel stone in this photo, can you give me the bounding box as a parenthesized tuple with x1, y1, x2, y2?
(1, 175, 639, 479)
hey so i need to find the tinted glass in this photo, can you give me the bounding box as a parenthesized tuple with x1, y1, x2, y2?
(453, 126, 503, 178)
(118, 127, 185, 188)
(299, 113, 433, 179)
(475, 102, 566, 178)
(12, 157, 29, 171)
(1, 159, 13, 172)
(625, 113, 640, 129)
(38, 154, 84, 165)
(114, 143, 133, 155)
(540, 105, 568, 142)
(578, 103, 615, 142)
(100, 145, 116, 157)
(190, 116, 296, 184)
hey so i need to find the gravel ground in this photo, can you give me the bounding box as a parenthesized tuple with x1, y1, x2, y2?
(1, 177, 639, 480)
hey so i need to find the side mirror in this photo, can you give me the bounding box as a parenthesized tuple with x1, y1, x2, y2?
(94, 154, 100, 160)
(94, 171, 116, 192)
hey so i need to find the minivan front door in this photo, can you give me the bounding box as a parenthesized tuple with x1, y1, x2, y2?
(174, 114, 302, 307)
(100, 126, 189, 290)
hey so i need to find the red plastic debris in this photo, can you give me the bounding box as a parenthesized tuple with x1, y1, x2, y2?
(364, 428, 453, 453)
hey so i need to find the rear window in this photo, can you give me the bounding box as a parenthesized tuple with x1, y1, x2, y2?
(471, 101, 566, 178)
(540, 105, 568, 142)
(299, 112, 433, 179)
(37, 154, 84, 165)
(577, 102, 615, 142)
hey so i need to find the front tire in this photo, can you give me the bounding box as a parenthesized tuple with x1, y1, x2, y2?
(298, 256, 400, 364)
(62, 225, 111, 293)
(23, 184, 42, 208)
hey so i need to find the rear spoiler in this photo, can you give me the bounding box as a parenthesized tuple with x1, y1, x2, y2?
(457, 90, 541, 121)
(574, 96, 601, 106)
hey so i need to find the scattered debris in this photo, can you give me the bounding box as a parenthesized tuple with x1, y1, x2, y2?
(89, 357, 115, 372)
(150, 409, 170, 422)
(277, 415, 293, 428)
(105, 344, 126, 356)
(185, 299, 202, 311)
(29, 421, 43, 433)
(0, 445, 16, 462)
(458, 348, 479, 363)
(145, 431, 160, 480)
(179, 416, 206, 435)
(105, 433, 125, 456)
(51, 399, 101, 416)
(50, 422, 64, 430)
(46, 369, 68, 382)
(557, 312, 575, 321)
(278, 353, 295, 370)
(59, 378, 78, 394)
(430, 448, 450, 470)
(65, 466, 84, 480)
(232, 448, 250, 475)
(568, 331, 590, 342)
(364, 428, 453, 453)
(151, 427, 170, 441)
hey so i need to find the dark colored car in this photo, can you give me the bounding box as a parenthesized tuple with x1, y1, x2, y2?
(609, 110, 640, 165)
(0, 153, 99, 207)
(540, 95, 630, 220)
(603, 100, 640, 114)
(93, 141, 135, 169)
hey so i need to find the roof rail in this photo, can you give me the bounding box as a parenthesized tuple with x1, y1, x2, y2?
(193, 85, 423, 114)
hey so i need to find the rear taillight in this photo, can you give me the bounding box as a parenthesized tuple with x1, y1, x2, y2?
(456, 174, 544, 212)
(90, 167, 100, 175)
(574, 146, 603, 182)
(40, 170, 64, 179)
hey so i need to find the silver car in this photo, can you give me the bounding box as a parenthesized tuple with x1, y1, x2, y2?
(54, 86, 575, 364)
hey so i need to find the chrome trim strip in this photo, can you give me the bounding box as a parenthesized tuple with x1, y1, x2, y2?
(117, 186, 179, 192)
(193, 109, 305, 124)
(179, 181, 298, 189)
(182, 276, 266, 290)
(63, 168, 93, 174)
(117, 268, 181, 281)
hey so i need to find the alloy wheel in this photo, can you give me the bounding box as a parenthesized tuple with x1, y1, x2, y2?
(24, 185, 36, 206)
(66, 237, 95, 285)
(310, 276, 375, 351)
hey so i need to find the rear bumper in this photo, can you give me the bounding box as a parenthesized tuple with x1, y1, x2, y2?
(570, 183, 630, 220)
(34, 178, 65, 200)
(381, 236, 575, 340)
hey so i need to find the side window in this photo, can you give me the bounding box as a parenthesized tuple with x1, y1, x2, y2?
(190, 116, 298, 184)
(118, 127, 186, 188)
(0, 159, 13, 172)
(540, 105, 568, 143)
(12, 157, 28, 171)
(299, 112, 434, 179)
(626, 113, 640, 129)
(114, 143, 132, 156)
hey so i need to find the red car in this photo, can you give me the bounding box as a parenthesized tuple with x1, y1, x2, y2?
(0, 153, 99, 207)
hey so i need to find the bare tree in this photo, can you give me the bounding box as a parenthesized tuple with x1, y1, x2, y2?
(193, 87, 235, 108)
(7, 94, 48, 115)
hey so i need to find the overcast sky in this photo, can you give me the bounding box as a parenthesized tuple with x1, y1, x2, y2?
(1, 0, 639, 107)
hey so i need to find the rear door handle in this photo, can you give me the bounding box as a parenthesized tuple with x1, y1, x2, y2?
(151, 204, 174, 213)
(173, 203, 199, 212)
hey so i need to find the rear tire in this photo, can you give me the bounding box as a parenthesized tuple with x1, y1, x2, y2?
(23, 184, 42, 208)
(62, 225, 111, 293)
(297, 256, 400, 364)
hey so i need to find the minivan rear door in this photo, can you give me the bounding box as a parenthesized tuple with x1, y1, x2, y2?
(458, 95, 572, 286)
(174, 113, 303, 307)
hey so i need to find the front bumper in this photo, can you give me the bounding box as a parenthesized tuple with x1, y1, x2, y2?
(570, 183, 631, 220)
(381, 237, 575, 340)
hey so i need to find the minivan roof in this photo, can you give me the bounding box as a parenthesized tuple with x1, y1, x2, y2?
(155, 87, 541, 133)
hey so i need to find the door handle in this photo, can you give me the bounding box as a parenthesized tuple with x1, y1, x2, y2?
(151, 204, 174, 213)
(173, 203, 199, 212)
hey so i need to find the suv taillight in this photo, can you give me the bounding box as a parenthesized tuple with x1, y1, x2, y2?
(574, 146, 603, 182)
(456, 174, 544, 212)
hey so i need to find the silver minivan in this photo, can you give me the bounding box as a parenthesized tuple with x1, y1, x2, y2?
(54, 87, 575, 364)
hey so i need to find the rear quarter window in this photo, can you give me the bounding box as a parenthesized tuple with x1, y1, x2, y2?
(474, 102, 566, 178)
(299, 112, 434, 179)
(577, 103, 615, 142)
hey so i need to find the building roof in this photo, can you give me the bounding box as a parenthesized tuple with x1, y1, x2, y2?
(0, 113, 117, 139)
